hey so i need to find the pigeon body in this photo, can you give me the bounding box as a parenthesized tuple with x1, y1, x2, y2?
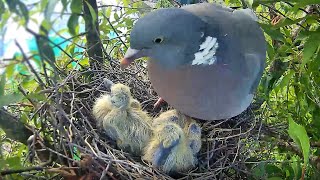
(121, 3, 266, 120)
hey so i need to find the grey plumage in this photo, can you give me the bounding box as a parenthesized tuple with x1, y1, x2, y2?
(121, 3, 266, 120)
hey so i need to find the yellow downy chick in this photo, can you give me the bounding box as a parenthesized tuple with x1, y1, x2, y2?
(92, 89, 142, 127)
(143, 122, 197, 174)
(152, 109, 202, 155)
(144, 110, 202, 174)
(92, 94, 113, 128)
(92, 83, 152, 156)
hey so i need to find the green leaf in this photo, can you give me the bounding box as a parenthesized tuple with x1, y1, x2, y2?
(71, 0, 82, 14)
(61, 0, 69, 13)
(254, 0, 319, 5)
(67, 14, 79, 36)
(290, 156, 303, 179)
(44, 0, 59, 20)
(39, 19, 52, 35)
(260, 23, 285, 42)
(40, 0, 49, 11)
(5, 64, 15, 80)
(244, 0, 253, 8)
(105, 7, 111, 17)
(72, 146, 81, 161)
(267, 177, 283, 180)
(252, 162, 266, 179)
(302, 33, 320, 67)
(288, 117, 310, 165)
(0, 0, 5, 20)
(4, 157, 22, 169)
(0, 74, 5, 96)
(274, 70, 294, 93)
(114, 13, 120, 21)
(5, 0, 28, 24)
(5, 0, 18, 13)
(123, 0, 129, 6)
(124, 18, 133, 27)
(0, 93, 24, 107)
(272, 17, 305, 29)
(17, 1, 29, 24)
(85, 1, 97, 25)
(295, 0, 320, 7)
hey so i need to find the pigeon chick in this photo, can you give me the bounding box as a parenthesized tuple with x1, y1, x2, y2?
(92, 83, 152, 155)
(143, 110, 202, 174)
(143, 122, 197, 174)
(152, 109, 202, 154)
(92, 93, 142, 127)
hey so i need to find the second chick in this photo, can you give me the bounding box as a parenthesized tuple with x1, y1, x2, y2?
(143, 110, 202, 174)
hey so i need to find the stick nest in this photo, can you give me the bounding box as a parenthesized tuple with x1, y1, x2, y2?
(34, 60, 261, 179)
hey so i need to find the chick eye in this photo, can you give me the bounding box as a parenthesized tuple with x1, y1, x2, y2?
(153, 37, 164, 44)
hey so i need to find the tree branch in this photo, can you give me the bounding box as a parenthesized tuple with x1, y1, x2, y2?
(83, 0, 104, 68)
(0, 108, 33, 145)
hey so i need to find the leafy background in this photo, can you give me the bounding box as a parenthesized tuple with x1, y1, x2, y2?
(0, 0, 320, 179)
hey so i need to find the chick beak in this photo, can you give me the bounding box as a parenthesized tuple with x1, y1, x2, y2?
(120, 47, 145, 69)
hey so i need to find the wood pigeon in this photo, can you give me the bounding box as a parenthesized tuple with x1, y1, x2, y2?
(120, 3, 266, 120)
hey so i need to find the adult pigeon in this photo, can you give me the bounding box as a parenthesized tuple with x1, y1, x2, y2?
(120, 3, 266, 120)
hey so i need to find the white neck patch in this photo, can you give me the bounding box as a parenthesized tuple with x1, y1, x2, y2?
(191, 36, 219, 66)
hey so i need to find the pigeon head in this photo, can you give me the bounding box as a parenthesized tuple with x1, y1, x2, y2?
(121, 8, 207, 69)
(110, 83, 131, 109)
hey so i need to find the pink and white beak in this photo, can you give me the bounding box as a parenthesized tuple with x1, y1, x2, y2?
(120, 48, 146, 69)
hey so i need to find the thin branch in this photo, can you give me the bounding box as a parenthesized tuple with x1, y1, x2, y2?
(0, 158, 52, 176)
(98, 4, 156, 10)
(261, 3, 307, 30)
(101, 13, 128, 48)
(15, 41, 46, 88)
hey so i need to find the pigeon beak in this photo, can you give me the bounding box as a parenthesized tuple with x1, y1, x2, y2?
(120, 47, 146, 69)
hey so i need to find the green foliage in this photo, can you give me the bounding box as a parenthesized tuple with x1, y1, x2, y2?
(85, 1, 97, 25)
(68, 14, 80, 36)
(249, 156, 310, 179)
(288, 117, 310, 165)
(0, 74, 23, 107)
(4, 0, 29, 24)
(156, 0, 174, 8)
(302, 32, 320, 66)
(70, 0, 82, 14)
(0, 93, 24, 107)
(0, 0, 5, 20)
(0, 74, 5, 96)
(252, 162, 283, 179)
(250, 0, 320, 178)
(253, 0, 319, 7)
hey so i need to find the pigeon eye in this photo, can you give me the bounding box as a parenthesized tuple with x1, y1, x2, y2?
(153, 37, 164, 44)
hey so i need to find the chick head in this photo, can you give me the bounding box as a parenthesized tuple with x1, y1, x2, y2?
(110, 83, 132, 109)
(157, 123, 183, 149)
(153, 110, 180, 127)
